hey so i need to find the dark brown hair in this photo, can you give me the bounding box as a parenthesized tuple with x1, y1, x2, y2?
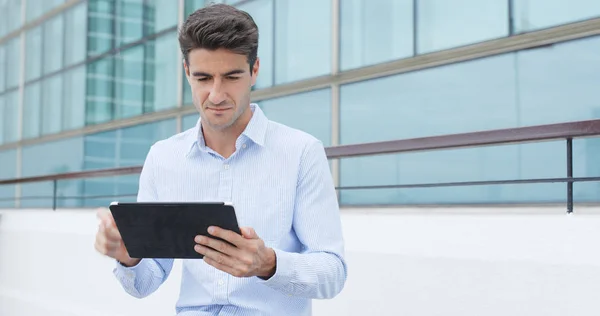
(178, 4, 259, 70)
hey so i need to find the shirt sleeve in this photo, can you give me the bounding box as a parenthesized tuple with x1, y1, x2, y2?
(258, 140, 348, 299)
(112, 145, 175, 298)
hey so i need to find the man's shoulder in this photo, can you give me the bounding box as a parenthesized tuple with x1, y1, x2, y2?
(148, 127, 196, 156)
(265, 120, 324, 152)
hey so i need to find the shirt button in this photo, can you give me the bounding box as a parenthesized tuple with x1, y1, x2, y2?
(218, 279, 225, 286)
(223, 164, 229, 170)
(242, 144, 247, 149)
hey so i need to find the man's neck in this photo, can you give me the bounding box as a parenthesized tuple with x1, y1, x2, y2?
(203, 110, 252, 159)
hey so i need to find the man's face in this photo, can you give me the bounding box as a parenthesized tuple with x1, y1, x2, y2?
(184, 48, 259, 132)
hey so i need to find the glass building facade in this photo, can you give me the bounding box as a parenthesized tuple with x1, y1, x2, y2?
(0, 0, 599, 208)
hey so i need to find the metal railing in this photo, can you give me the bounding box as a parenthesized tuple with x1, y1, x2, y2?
(2, 119, 600, 212)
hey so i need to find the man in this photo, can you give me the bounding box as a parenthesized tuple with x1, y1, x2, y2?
(94, 3, 347, 315)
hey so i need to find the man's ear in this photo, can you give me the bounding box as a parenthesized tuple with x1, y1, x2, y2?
(183, 59, 191, 85)
(251, 57, 260, 87)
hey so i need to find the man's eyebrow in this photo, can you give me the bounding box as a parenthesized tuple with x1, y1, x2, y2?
(191, 69, 246, 77)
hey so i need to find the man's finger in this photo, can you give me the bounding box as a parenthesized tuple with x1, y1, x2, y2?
(207, 226, 244, 246)
(194, 244, 235, 268)
(241, 227, 258, 239)
(105, 225, 122, 241)
(195, 235, 238, 256)
(96, 208, 115, 228)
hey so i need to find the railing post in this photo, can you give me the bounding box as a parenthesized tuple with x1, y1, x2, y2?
(52, 179, 57, 211)
(567, 138, 573, 213)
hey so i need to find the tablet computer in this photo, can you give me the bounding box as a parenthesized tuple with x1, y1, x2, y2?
(109, 201, 241, 259)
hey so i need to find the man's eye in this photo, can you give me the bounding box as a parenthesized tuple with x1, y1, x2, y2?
(227, 76, 240, 80)
(197, 77, 209, 81)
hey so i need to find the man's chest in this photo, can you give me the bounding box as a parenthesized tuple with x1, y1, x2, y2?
(153, 155, 300, 243)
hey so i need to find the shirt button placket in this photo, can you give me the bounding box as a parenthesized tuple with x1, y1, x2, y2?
(215, 159, 233, 304)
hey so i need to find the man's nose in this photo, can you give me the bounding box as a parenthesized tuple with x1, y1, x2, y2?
(208, 81, 226, 105)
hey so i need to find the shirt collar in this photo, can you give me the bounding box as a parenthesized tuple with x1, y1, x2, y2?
(186, 103, 268, 157)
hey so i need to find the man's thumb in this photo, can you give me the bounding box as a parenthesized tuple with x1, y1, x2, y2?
(241, 227, 258, 239)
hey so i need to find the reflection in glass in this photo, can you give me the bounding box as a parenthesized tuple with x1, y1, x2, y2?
(86, 56, 115, 125)
(115, 45, 144, 119)
(340, 0, 413, 70)
(87, 0, 115, 56)
(115, 0, 144, 46)
(275, 0, 331, 84)
(417, 0, 508, 54)
(258, 89, 331, 146)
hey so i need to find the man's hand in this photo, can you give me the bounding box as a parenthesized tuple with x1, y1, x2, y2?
(194, 226, 276, 279)
(94, 208, 140, 267)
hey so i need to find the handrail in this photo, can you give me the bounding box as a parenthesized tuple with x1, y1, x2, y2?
(2, 119, 600, 212)
(325, 119, 600, 158)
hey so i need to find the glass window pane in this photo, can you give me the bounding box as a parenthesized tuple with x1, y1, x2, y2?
(258, 89, 331, 146)
(0, 149, 17, 208)
(340, 0, 413, 70)
(115, 45, 144, 119)
(185, 0, 205, 17)
(339, 35, 600, 205)
(275, 0, 331, 84)
(63, 66, 86, 131)
(81, 119, 176, 207)
(41, 74, 63, 135)
(145, 0, 178, 33)
(417, 0, 508, 54)
(517, 36, 600, 126)
(25, 26, 42, 81)
(182, 113, 199, 130)
(26, 0, 44, 22)
(5, 37, 20, 89)
(116, 0, 144, 47)
(43, 15, 64, 75)
(0, 95, 4, 143)
(64, 2, 88, 66)
(2, 90, 19, 144)
(23, 82, 41, 139)
(86, 56, 114, 125)
(145, 33, 178, 112)
(0, 0, 21, 37)
(238, 0, 273, 89)
(87, 0, 115, 56)
(0, 45, 5, 92)
(513, 0, 600, 33)
(21, 136, 84, 208)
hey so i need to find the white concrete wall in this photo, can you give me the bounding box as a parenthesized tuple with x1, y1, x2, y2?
(1, 207, 600, 316)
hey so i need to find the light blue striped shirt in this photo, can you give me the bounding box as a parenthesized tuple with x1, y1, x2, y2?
(113, 104, 347, 315)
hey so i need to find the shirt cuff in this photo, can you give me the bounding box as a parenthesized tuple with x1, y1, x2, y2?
(257, 248, 296, 291)
(113, 258, 145, 280)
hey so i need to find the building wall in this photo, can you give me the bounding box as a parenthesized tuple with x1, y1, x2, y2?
(2, 207, 600, 315)
(1, 1, 600, 208)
